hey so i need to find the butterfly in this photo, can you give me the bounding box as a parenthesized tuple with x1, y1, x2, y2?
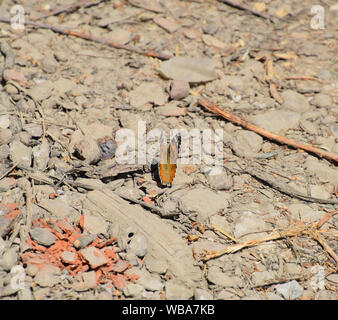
(158, 133, 181, 187)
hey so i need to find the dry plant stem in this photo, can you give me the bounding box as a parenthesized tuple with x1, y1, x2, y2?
(314, 210, 337, 229)
(211, 224, 238, 243)
(0, 161, 21, 180)
(202, 224, 307, 261)
(310, 230, 338, 264)
(0, 18, 172, 61)
(25, 184, 33, 230)
(203, 210, 338, 262)
(198, 98, 338, 163)
(218, 0, 275, 22)
(243, 164, 338, 204)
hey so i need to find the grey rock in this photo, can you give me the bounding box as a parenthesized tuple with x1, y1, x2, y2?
(29, 227, 56, 247)
(111, 260, 129, 273)
(0, 216, 11, 237)
(179, 188, 228, 223)
(123, 283, 144, 298)
(156, 103, 187, 117)
(215, 290, 238, 300)
(129, 82, 167, 108)
(9, 140, 32, 168)
(0, 115, 10, 129)
(251, 271, 275, 286)
(314, 289, 334, 300)
(234, 211, 269, 240)
(0, 247, 18, 271)
(305, 157, 338, 184)
(165, 281, 193, 300)
(311, 93, 331, 108)
(34, 265, 61, 287)
(288, 203, 319, 223)
(309, 185, 331, 200)
(41, 54, 59, 74)
(53, 78, 77, 95)
(18, 287, 34, 300)
(27, 80, 53, 101)
(284, 263, 302, 276)
(0, 145, 10, 159)
(32, 139, 50, 171)
(330, 124, 338, 139)
(38, 198, 74, 218)
(83, 212, 109, 236)
(25, 264, 39, 277)
(209, 215, 233, 237)
(232, 130, 263, 157)
(299, 119, 317, 135)
(138, 274, 164, 291)
(281, 90, 311, 112)
(158, 56, 218, 83)
(60, 251, 76, 264)
(73, 271, 97, 291)
(207, 266, 244, 288)
(266, 292, 284, 300)
(194, 288, 213, 300)
(19, 131, 33, 146)
(202, 22, 219, 35)
(32, 287, 50, 299)
(250, 110, 300, 134)
(207, 170, 233, 190)
(145, 256, 168, 274)
(80, 247, 107, 268)
(0, 284, 20, 298)
(24, 123, 43, 138)
(0, 177, 16, 192)
(275, 280, 304, 300)
(114, 186, 145, 200)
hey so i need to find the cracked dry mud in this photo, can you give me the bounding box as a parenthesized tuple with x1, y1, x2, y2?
(0, 0, 337, 300)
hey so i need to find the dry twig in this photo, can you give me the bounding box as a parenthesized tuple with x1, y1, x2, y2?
(198, 98, 338, 163)
(0, 18, 172, 60)
(202, 210, 338, 263)
(218, 0, 275, 22)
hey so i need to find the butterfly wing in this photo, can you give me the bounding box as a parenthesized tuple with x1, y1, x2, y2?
(158, 133, 180, 186)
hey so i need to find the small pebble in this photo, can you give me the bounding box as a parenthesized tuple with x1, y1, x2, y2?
(170, 80, 190, 100)
(275, 280, 304, 300)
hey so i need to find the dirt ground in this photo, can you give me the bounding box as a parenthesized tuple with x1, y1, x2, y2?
(0, 0, 337, 300)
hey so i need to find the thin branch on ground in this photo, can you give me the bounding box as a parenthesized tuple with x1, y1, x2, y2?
(202, 210, 338, 263)
(198, 98, 338, 164)
(0, 18, 172, 61)
(218, 0, 276, 22)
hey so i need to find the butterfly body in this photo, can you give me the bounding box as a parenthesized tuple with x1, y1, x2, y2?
(158, 134, 181, 187)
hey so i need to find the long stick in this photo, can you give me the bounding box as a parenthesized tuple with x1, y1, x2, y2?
(218, 0, 275, 22)
(198, 98, 338, 163)
(0, 18, 172, 61)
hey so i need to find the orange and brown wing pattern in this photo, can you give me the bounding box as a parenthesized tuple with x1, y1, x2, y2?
(158, 134, 181, 187)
